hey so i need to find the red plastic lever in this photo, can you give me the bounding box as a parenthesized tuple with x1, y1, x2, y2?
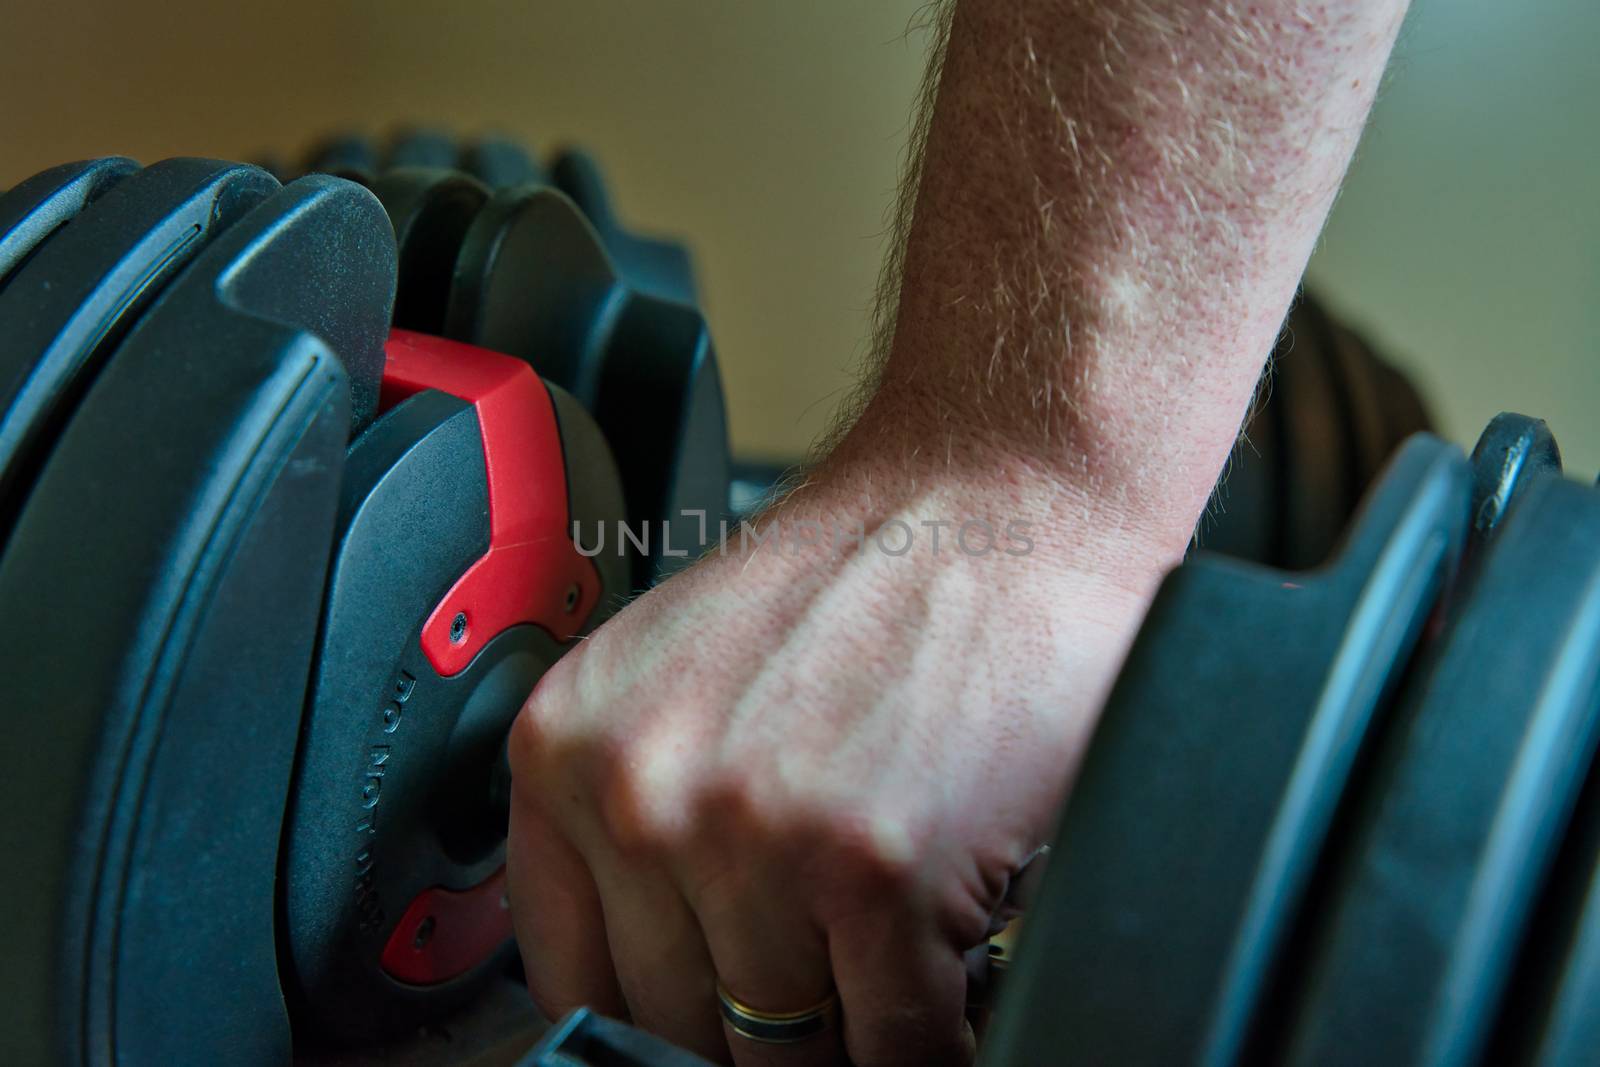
(380, 328, 602, 677)
(380, 868, 512, 986)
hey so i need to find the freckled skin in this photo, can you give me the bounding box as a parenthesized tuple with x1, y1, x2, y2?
(507, 3, 1410, 1065)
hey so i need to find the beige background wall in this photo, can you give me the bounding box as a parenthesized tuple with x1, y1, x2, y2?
(3, 0, 1595, 472)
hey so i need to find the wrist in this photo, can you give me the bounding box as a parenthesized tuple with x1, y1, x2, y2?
(801, 376, 1191, 602)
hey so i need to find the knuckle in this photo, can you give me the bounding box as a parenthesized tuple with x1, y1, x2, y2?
(593, 740, 686, 859)
(508, 666, 579, 771)
(516, 663, 572, 748)
(506, 711, 557, 813)
(692, 764, 765, 827)
(689, 762, 810, 854)
(506, 699, 549, 772)
(825, 811, 923, 897)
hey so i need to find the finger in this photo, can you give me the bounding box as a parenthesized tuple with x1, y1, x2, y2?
(827, 909, 975, 1067)
(590, 858, 730, 1063)
(690, 878, 845, 1067)
(506, 780, 627, 1020)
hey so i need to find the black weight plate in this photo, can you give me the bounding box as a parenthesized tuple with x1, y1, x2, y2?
(0, 157, 137, 287)
(215, 176, 394, 434)
(549, 147, 698, 308)
(463, 135, 545, 189)
(983, 435, 1471, 1067)
(0, 158, 278, 524)
(1492, 742, 1600, 1066)
(592, 294, 730, 583)
(1278, 474, 1600, 1067)
(1468, 411, 1562, 538)
(545, 381, 633, 608)
(446, 183, 621, 401)
(0, 175, 395, 1067)
(448, 184, 730, 583)
(370, 167, 490, 334)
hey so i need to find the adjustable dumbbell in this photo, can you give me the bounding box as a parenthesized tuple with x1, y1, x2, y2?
(0, 149, 721, 1064)
(0, 136, 742, 1060)
(5, 145, 1520, 1067)
(983, 413, 1600, 1067)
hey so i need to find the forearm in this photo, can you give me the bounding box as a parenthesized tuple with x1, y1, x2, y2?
(832, 0, 1408, 575)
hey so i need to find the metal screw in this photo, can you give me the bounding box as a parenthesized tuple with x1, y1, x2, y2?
(449, 612, 467, 643)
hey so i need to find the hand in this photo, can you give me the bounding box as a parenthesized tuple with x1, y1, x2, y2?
(507, 0, 1409, 1054)
(506, 428, 1169, 1066)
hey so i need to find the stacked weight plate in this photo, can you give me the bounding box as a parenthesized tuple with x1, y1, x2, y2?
(283, 131, 728, 586)
(291, 130, 698, 310)
(984, 413, 1600, 1067)
(0, 159, 396, 1067)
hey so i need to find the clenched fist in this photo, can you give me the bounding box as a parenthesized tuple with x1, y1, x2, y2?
(508, 421, 1163, 1064)
(506, 0, 1409, 1061)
